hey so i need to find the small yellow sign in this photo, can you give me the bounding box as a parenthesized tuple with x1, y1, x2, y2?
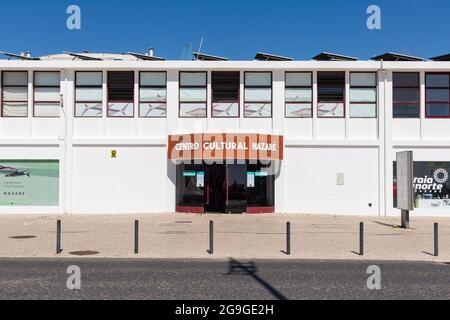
(111, 150, 117, 158)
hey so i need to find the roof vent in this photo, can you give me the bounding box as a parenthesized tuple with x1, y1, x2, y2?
(430, 53, 450, 61)
(371, 52, 425, 61)
(312, 52, 358, 61)
(0, 51, 40, 61)
(193, 52, 228, 61)
(127, 51, 165, 61)
(254, 52, 293, 61)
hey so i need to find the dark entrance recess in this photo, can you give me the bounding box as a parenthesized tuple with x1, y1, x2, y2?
(176, 161, 275, 214)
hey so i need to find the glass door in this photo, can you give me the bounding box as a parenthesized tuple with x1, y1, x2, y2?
(176, 163, 205, 213)
(205, 164, 226, 213)
(226, 164, 248, 213)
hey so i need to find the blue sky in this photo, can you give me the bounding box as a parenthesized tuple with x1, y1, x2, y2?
(0, 0, 449, 60)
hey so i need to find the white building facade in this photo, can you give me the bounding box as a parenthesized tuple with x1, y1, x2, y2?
(1, 54, 450, 216)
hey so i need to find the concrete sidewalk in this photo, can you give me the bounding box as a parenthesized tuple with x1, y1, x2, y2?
(0, 213, 448, 262)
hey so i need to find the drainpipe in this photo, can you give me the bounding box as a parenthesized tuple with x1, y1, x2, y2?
(380, 60, 388, 217)
(59, 70, 68, 214)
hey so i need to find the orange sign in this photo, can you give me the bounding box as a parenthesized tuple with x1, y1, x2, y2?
(168, 133, 284, 161)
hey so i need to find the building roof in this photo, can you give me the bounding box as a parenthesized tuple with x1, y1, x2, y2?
(254, 52, 293, 61)
(2, 50, 450, 63)
(193, 52, 228, 61)
(371, 52, 426, 61)
(430, 53, 450, 61)
(312, 52, 358, 61)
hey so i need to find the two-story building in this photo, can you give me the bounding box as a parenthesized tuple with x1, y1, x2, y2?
(0, 50, 449, 216)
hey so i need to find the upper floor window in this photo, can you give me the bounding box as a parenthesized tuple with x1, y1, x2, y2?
(34, 71, 61, 118)
(139, 72, 167, 118)
(1, 71, 28, 117)
(426, 73, 450, 118)
(350, 72, 377, 118)
(107, 71, 134, 117)
(285, 72, 312, 118)
(212, 71, 240, 118)
(179, 72, 207, 118)
(75, 71, 103, 117)
(317, 71, 345, 118)
(244, 72, 272, 118)
(393, 72, 420, 118)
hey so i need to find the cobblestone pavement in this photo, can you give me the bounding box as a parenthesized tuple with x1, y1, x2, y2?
(0, 258, 449, 300)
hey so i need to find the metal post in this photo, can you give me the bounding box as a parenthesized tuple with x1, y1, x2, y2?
(56, 220, 61, 255)
(209, 221, 214, 254)
(360, 222, 364, 256)
(286, 222, 291, 255)
(401, 210, 410, 229)
(134, 220, 139, 254)
(434, 223, 439, 257)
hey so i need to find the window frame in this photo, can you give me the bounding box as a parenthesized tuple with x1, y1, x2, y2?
(425, 72, 450, 119)
(284, 71, 313, 118)
(107, 70, 135, 118)
(139, 71, 167, 118)
(244, 71, 273, 119)
(33, 71, 61, 118)
(178, 71, 208, 119)
(211, 71, 240, 118)
(393, 72, 420, 119)
(349, 71, 378, 119)
(1, 71, 29, 118)
(74, 71, 104, 118)
(317, 71, 346, 118)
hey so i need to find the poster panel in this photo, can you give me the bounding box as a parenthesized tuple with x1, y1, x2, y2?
(0, 160, 59, 206)
(394, 161, 450, 210)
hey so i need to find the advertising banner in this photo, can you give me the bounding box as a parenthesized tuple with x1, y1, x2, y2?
(0, 160, 59, 206)
(394, 161, 450, 210)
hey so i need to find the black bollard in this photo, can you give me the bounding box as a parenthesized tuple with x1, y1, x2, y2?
(286, 222, 291, 256)
(209, 221, 214, 255)
(134, 220, 139, 254)
(434, 223, 439, 257)
(56, 220, 62, 255)
(360, 222, 364, 256)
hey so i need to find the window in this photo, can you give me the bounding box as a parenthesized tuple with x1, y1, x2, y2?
(75, 72, 103, 117)
(212, 71, 240, 117)
(1, 71, 28, 117)
(34, 71, 61, 118)
(393, 72, 420, 118)
(107, 71, 134, 117)
(285, 72, 312, 118)
(350, 72, 377, 118)
(317, 71, 345, 118)
(426, 73, 450, 118)
(179, 72, 207, 118)
(139, 72, 167, 118)
(244, 72, 272, 118)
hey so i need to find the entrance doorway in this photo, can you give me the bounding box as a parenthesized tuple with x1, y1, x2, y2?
(176, 161, 275, 214)
(205, 164, 247, 213)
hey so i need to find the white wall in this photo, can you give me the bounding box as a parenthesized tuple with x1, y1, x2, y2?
(71, 145, 166, 213)
(284, 147, 379, 215)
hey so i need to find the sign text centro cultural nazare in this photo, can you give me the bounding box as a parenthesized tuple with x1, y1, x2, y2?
(168, 133, 284, 161)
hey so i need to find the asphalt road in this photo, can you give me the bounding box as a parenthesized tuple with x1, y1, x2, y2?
(0, 258, 449, 300)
